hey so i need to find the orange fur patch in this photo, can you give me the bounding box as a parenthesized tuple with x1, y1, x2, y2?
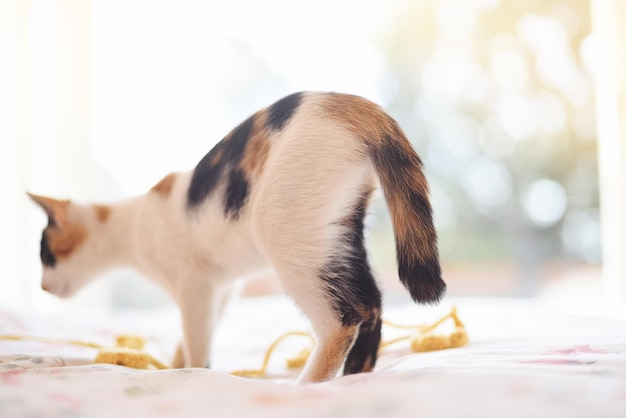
(321, 94, 398, 147)
(209, 148, 224, 168)
(28, 193, 71, 227)
(150, 173, 176, 197)
(92, 204, 111, 223)
(309, 326, 358, 382)
(240, 111, 271, 178)
(322, 94, 435, 262)
(46, 224, 87, 259)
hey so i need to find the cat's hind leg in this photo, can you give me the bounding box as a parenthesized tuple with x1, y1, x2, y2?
(278, 205, 381, 382)
(320, 189, 383, 376)
(301, 234, 383, 381)
(253, 235, 362, 381)
(254, 183, 381, 382)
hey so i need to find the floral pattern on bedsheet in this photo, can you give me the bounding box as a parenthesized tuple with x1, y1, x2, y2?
(1, 298, 626, 418)
(1, 363, 626, 418)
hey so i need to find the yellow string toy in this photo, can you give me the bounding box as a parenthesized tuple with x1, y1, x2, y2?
(381, 306, 468, 352)
(1, 306, 466, 376)
(0, 334, 169, 370)
(231, 331, 314, 378)
(232, 306, 468, 378)
(94, 335, 169, 369)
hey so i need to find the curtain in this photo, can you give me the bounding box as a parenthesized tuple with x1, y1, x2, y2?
(0, 0, 111, 311)
(592, 0, 626, 302)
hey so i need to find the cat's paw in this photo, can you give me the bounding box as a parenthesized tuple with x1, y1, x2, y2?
(172, 343, 185, 368)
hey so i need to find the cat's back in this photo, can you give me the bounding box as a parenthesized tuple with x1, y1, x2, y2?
(183, 92, 376, 212)
(139, 92, 392, 278)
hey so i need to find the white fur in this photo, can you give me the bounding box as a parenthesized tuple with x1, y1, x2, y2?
(39, 93, 380, 382)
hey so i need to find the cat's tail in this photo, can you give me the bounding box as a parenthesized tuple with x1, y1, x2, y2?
(321, 92, 444, 303)
(367, 119, 445, 304)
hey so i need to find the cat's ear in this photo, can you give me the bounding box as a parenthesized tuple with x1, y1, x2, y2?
(27, 193, 70, 228)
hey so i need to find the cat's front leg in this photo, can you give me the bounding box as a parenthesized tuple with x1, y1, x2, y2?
(172, 342, 185, 368)
(175, 281, 217, 368)
(174, 281, 236, 368)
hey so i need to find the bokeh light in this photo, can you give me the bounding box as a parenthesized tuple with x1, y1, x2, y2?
(523, 179, 568, 227)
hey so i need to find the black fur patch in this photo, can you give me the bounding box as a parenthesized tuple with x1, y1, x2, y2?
(224, 169, 249, 219)
(320, 191, 381, 327)
(266, 92, 303, 131)
(377, 128, 424, 169)
(395, 184, 444, 304)
(319, 190, 383, 376)
(224, 114, 256, 161)
(186, 144, 226, 209)
(376, 136, 432, 223)
(187, 92, 303, 211)
(40, 231, 56, 267)
(343, 314, 382, 375)
(187, 115, 255, 216)
(398, 254, 444, 304)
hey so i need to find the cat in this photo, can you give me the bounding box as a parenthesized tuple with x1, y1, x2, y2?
(28, 91, 445, 383)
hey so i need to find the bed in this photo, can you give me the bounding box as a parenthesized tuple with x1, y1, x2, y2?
(1, 295, 625, 417)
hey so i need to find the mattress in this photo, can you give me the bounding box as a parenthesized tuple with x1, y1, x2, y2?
(1, 296, 625, 417)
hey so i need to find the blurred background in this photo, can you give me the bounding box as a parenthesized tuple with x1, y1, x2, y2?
(1, 0, 624, 314)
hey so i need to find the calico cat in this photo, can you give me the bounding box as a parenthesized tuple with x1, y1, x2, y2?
(28, 91, 445, 383)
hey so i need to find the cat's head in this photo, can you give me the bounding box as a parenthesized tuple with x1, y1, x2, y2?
(28, 193, 111, 298)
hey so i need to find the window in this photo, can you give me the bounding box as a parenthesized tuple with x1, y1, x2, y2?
(2, 0, 623, 315)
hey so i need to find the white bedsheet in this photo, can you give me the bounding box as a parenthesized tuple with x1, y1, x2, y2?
(1, 296, 625, 417)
